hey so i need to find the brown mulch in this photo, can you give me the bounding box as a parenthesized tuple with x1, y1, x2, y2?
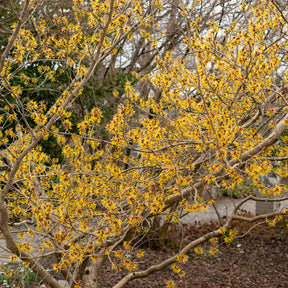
(97, 220, 288, 288)
(1, 220, 287, 288)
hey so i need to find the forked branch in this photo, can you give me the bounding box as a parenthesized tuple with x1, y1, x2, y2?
(113, 195, 288, 288)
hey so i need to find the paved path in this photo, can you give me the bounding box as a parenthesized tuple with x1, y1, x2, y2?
(181, 198, 255, 225)
(0, 227, 37, 265)
(181, 197, 288, 225)
(1, 198, 288, 266)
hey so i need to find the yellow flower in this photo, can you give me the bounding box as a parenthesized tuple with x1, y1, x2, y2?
(224, 237, 233, 244)
(209, 247, 219, 255)
(17, 242, 33, 252)
(79, 220, 89, 231)
(166, 279, 176, 288)
(136, 250, 145, 258)
(218, 227, 226, 235)
(11, 85, 22, 97)
(9, 255, 19, 262)
(229, 229, 238, 238)
(4, 270, 12, 277)
(43, 240, 54, 249)
(194, 247, 203, 255)
(171, 264, 181, 274)
(122, 258, 138, 271)
(90, 254, 99, 262)
(176, 254, 188, 264)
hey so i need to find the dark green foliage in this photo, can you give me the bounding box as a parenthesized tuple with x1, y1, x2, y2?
(220, 179, 257, 199)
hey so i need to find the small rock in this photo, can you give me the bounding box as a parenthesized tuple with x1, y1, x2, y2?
(58, 280, 70, 288)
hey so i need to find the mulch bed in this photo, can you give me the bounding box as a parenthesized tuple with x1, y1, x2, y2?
(1, 220, 287, 287)
(97, 220, 288, 288)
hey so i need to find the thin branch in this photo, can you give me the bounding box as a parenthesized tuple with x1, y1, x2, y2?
(112, 229, 220, 288)
(0, 0, 30, 73)
(113, 194, 287, 288)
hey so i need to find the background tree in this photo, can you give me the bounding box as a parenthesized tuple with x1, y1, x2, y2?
(0, 0, 288, 288)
